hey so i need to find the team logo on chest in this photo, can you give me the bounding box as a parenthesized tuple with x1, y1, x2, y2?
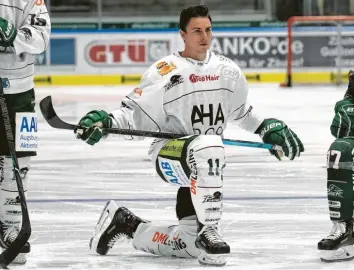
(164, 75, 184, 91)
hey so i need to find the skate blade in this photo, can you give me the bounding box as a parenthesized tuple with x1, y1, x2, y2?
(198, 250, 227, 266)
(89, 200, 118, 253)
(320, 246, 354, 263)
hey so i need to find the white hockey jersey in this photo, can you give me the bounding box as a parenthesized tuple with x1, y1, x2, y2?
(110, 50, 264, 161)
(0, 0, 51, 94)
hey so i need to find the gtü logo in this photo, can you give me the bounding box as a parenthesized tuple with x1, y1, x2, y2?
(189, 74, 219, 83)
(86, 40, 146, 65)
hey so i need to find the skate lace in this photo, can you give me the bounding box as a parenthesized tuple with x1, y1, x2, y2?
(327, 222, 347, 240)
(107, 232, 125, 248)
(204, 226, 223, 243)
(106, 209, 134, 249)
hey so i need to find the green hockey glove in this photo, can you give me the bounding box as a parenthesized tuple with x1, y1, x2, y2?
(75, 110, 112, 146)
(0, 17, 16, 47)
(256, 118, 304, 160)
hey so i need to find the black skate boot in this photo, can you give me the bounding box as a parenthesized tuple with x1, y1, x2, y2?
(318, 220, 354, 262)
(89, 200, 148, 255)
(0, 222, 30, 264)
(195, 223, 230, 266)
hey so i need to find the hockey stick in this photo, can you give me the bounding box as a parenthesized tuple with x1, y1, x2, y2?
(39, 96, 282, 151)
(0, 78, 31, 268)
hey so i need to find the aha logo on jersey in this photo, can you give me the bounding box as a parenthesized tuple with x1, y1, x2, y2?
(85, 40, 170, 66)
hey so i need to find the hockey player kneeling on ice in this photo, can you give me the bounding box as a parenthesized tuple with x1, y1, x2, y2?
(76, 5, 303, 266)
(0, 0, 51, 265)
(318, 70, 354, 263)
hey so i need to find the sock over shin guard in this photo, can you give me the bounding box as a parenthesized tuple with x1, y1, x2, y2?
(0, 156, 29, 231)
(327, 139, 354, 221)
(186, 135, 225, 226)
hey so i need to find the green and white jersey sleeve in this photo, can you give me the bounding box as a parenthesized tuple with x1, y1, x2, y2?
(0, 0, 51, 94)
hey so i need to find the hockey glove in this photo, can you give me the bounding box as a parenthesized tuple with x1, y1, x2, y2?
(0, 17, 16, 47)
(256, 118, 304, 160)
(75, 110, 112, 146)
(330, 99, 354, 138)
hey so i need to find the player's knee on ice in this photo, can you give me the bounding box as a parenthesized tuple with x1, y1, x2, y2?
(132, 216, 199, 258)
(327, 138, 354, 221)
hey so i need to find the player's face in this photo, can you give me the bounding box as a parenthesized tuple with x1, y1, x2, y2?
(181, 17, 212, 54)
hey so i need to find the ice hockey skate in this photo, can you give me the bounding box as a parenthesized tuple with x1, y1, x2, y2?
(195, 225, 230, 266)
(0, 222, 30, 264)
(318, 220, 354, 262)
(89, 200, 147, 255)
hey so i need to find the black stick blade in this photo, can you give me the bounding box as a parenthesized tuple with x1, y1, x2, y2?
(39, 96, 55, 123)
(39, 96, 76, 130)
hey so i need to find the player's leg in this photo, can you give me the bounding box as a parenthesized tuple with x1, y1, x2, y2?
(89, 199, 199, 259)
(318, 138, 354, 262)
(186, 135, 229, 266)
(90, 137, 200, 258)
(90, 135, 229, 265)
(133, 135, 229, 265)
(0, 90, 35, 264)
(0, 157, 30, 264)
(155, 135, 229, 264)
(132, 187, 199, 258)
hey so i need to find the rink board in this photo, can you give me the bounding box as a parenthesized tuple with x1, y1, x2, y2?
(34, 26, 354, 86)
(33, 71, 348, 86)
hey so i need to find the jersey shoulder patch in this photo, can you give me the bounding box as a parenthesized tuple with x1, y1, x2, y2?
(155, 56, 178, 76)
(142, 54, 178, 83)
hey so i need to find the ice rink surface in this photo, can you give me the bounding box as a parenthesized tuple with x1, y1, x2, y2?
(13, 84, 353, 269)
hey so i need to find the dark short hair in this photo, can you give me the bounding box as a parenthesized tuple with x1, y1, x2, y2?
(179, 5, 212, 32)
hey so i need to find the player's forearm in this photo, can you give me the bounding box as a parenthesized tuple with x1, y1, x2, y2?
(13, 18, 50, 55)
(110, 109, 132, 130)
(233, 105, 264, 133)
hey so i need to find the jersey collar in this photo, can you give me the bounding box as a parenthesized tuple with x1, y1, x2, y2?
(175, 50, 212, 66)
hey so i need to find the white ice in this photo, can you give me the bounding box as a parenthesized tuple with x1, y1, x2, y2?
(15, 84, 350, 269)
